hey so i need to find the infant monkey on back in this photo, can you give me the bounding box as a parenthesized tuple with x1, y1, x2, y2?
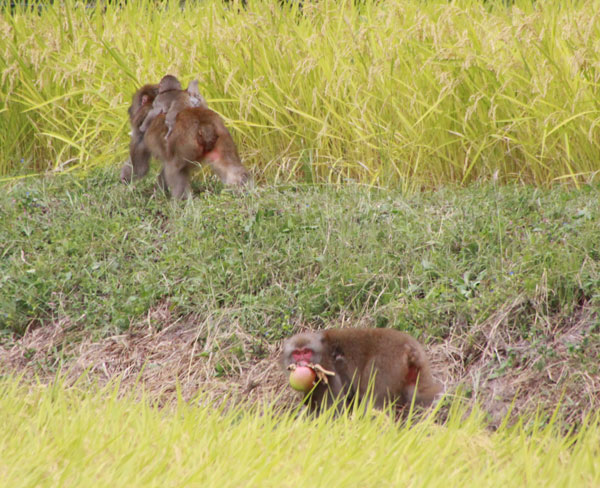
(139, 74, 207, 138)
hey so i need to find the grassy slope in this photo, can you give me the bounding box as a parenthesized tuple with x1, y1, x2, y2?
(0, 378, 599, 488)
(0, 170, 599, 421)
(2, 170, 599, 337)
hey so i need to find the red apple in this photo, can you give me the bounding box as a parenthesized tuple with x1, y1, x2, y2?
(289, 366, 316, 392)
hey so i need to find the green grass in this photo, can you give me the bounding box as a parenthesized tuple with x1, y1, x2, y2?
(2, 169, 599, 340)
(0, 376, 598, 487)
(1, 0, 600, 188)
(1, 171, 599, 423)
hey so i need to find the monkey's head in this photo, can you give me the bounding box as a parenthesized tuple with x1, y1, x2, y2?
(158, 75, 182, 93)
(129, 84, 158, 119)
(281, 332, 326, 369)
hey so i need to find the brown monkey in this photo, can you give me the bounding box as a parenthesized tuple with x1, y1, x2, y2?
(120, 83, 159, 183)
(121, 83, 250, 198)
(161, 80, 209, 140)
(140, 75, 208, 139)
(138, 75, 181, 134)
(281, 328, 442, 413)
(187, 79, 208, 109)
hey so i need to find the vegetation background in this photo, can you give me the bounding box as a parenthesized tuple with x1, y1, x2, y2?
(1, 0, 599, 486)
(1, 0, 599, 188)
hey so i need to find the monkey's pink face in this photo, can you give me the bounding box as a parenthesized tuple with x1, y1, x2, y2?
(291, 348, 314, 366)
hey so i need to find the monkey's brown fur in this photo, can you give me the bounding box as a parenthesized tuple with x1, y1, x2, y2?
(121, 84, 158, 183)
(139, 75, 183, 133)
(139, 75, 208, 138)
(281, 328, 442, 412)
(121, 83, 250, 198)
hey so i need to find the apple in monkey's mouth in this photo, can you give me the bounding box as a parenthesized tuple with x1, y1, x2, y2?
(289, 366, 316, 392)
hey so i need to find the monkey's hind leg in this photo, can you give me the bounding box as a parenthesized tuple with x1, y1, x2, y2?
(164, 159, 192, 199)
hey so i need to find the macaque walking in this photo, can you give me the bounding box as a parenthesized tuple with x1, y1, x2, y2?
(281, 328, 442, 413)
(121, 82, 250, 198)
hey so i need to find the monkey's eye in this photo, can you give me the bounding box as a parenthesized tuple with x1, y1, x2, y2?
(292, 348, 313, 364)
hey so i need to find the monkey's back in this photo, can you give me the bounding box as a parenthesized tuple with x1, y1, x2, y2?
(321, 328, 432, 392)
(153, 90, 181, 112)
(322, 328, 425, 360)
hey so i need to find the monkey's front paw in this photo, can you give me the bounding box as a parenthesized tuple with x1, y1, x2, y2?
(120, 161, 133, 183)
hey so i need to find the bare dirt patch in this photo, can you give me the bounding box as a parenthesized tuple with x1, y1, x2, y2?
(2, 302, 598, 426)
